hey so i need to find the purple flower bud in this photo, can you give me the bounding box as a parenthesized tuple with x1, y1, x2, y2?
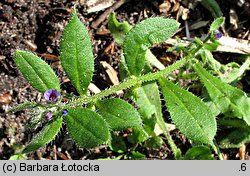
(44, 89, 59, 103)
(45, 112, 53, 120)
(62, 109, 69, 116)
(214, 30, 222, 39)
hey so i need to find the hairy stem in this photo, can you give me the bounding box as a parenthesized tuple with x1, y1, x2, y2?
(212, 140, 224, 160)
(69, 33, 212, 108)
(70, 57, 187, 107)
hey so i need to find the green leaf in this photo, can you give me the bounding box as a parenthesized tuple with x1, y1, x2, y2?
(218, 128, 250, 148)
(143, 114, 157, 136)
(109, 14, 165, 74)
(201, 0, 223, 19)
(218, 118, 250, 131)
(221, 57, 250, 83)
(23, 116, 62, 153)
(96, 98, 142, 131)
(144, 136, 163, 149)
(129, 81, 163, 136)
(145, 49, 165, 70)
(184, 146, 214, 160)
(158, 78, 217, 145)
(127, 127, 149, 145)
(8, 102, 38, 113)
(193, 63, 250, 125)
(124, 151, 146, 160)
(9, 154, 27, 160)
(200, 49, 222, 73)
(60, 9, 94, 95)
(119, 51, 130, 81)
(203, 43, 220, 51)
(64, 107, 110, 148)
(132, 82, 162, 121)
(108, 12, 132, 45)
(109, 133, 127, 153)
(15, 50, 60, 93)
(123, 17, 179, 76)
(209, 16, 225, 32)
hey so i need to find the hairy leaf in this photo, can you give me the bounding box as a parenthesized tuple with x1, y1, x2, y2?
(209, 17, 225, 32)
(64, 107, 110, 148)
(221, 57, 250, 83)
(109, 14, 165, 71)
(123, 17, 179, 76)
(9, 154, 27, 160)
(15, 50, 60, 93)
(193, 63, 250, 125)
(201, 0, 223, 18)
(60, 9, 94, 95)
(127, 127, 149, 145)
(109, 133, 127, 153)
(108, 12, 132, 45)
(133, 82, 162, 120)
(159, 78, 216, 145)
(218, 128, 250, 148)
(200, 49, 222, 73)
(23, 116, 62, 153)
(218, 118, 250, 131)
(96, 98, 142, 131)
(8, 102, 38, 113)
(184, 146, 214, 160)
(144, 136, 163, 149)
(129, 81, 163, 136)
(145, 49, 165, 70)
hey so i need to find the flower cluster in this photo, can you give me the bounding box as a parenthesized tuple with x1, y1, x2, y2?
(62, 109, 69, 116)
(45, 112, 53, 120)
(214, 30, 222, 39)
(43, 89, 68, 120)
(44, 89, 59, 102)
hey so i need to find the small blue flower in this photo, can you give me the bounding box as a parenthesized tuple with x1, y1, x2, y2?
(44, 89, 59, 103)
(62, 109, 69, 116)
(45, 112, 53, 120)
(214, 30, 222, 39)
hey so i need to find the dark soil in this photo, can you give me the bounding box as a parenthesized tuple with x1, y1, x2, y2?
(0, 0, 249, 160)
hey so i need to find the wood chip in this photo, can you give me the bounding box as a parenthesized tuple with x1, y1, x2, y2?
(38, 53, 60, 61)
(100, 61, 119, 85)
(57, 151, 70, 160)
(53, 144, 57, 160)
(81, 0, 116, 13)
(154, 123, 176, 136)
(24, 40, 37, 51)
(182, 8, 189, 20)
(0, 93, 12, 105)
(88, 83, 101, 94)
(91, 0, 128, 29)
(159, 0, 171, 14)
(239, 144, 246, 160)
(100, 61, 123, 95)
(171, 1, 180, 12)
(229, 8, 239, 29)
(165, 36, 250, 55)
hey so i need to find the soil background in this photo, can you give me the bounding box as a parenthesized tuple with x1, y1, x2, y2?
(0, 0, 250, 160)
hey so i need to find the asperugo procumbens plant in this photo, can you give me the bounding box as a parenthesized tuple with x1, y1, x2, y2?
(9, 8, 250, 160)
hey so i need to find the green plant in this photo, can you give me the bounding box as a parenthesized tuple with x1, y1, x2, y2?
(8, 8, 250, 160)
